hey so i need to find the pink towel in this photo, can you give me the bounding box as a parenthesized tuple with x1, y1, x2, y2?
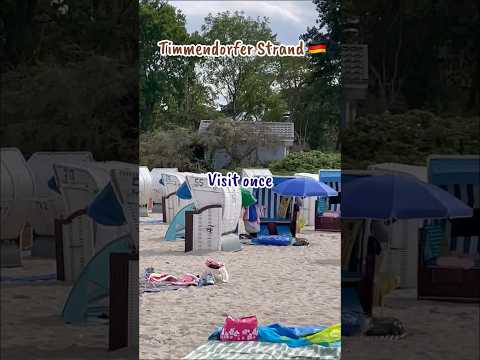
(148, 272, 199, 286)
(173, 273, 199, 286)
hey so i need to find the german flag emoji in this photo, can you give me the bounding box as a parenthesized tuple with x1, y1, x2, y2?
(308, 43, 326, 54)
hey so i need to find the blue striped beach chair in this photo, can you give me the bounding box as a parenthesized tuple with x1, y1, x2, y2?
(253, 176, 296, 220)
(418, 155, 480, 301)
(315, 170, 341, 231)
(318, 169, 341, 213)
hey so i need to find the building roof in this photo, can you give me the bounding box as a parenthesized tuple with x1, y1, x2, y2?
(198, 120, 295, 144)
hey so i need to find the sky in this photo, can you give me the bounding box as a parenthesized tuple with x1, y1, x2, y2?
(171, 1, 319, 45)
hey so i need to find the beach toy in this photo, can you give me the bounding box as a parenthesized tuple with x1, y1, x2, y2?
(220, 316, 258, 342)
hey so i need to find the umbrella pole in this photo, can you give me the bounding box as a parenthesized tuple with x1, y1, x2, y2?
(291, 197, 296, 237)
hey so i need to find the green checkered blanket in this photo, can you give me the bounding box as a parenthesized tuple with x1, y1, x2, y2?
(183, 341, 341, 360)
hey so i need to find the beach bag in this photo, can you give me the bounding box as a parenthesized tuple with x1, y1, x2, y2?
(205, 258, 229, 283)
(244, 206, 260, 234)
(220, 316, 258, 341)
(245, 221, 260, 234)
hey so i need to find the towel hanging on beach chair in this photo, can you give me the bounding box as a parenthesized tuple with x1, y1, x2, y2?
(86, 182, 126, 226)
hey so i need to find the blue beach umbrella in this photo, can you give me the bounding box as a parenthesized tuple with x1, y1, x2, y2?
(342, 175, 473, 220)
(272, 177, 337, 197)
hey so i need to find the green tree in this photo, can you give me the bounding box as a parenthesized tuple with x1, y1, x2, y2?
(140, 1, 218, 131)
(335, 0, 479, 114)
(200, 11, 278, 119)
(294, 0, 340, 150)
(200, 118, 280, 168)
(140, 0, 190, 130)
(1, 1, 138, 161)
(140, 127, 208, 171)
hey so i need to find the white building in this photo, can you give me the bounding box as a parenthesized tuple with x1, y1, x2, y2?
(198, 120, 294, 169)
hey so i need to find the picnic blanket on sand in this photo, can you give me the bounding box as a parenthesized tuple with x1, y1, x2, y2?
(185, 323, 341, 359)
(142, 272, 199, 292)
(183, 341, 340, 360)
(141, 262, 223, 292)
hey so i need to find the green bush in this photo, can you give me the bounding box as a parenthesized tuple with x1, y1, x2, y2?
(342, 110, 480, 169)
(268, 150, 340, 175)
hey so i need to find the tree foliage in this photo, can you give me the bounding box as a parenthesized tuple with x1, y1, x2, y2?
(268, 150, 341, 175)
(200, 118, 280, 168)
(342, 110, 480, 169)
(200, 11, 278, 120)
(140, 127, 208, 171)
(1, 0, 138, 161)
(336, 0, 479, 114)
(298, 0, 341, 150)
(139, 2, 341, 168)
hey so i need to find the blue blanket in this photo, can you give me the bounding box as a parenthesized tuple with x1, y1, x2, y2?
(251, 235, 292, 246)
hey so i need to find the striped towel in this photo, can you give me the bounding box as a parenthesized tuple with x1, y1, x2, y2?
(437, 183, 479, 257)
(184, 341, 340, 360)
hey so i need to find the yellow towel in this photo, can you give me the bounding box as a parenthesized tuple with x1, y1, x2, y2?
(304, 323, 341, 344)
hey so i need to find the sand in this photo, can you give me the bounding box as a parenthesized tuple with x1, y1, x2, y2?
(342, 289, 480, 360)
(0, 256, 136, 359)
(3, 215, 474, 359)
(139, 214, 341, 360)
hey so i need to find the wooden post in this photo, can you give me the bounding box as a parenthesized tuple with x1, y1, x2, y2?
(54, 219, 65, 281)
(109, 252, 139, 351)
(185, 211, 194, 253)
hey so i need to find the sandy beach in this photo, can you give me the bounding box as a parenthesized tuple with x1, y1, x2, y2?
(0, 256, 135, 359)
(139, 214, 341, 360)
(342, 289, 480, 360)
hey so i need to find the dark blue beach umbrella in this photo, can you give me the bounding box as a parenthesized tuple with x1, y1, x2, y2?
(342, 175, 473, 220)
(272, 177, 337, 197)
